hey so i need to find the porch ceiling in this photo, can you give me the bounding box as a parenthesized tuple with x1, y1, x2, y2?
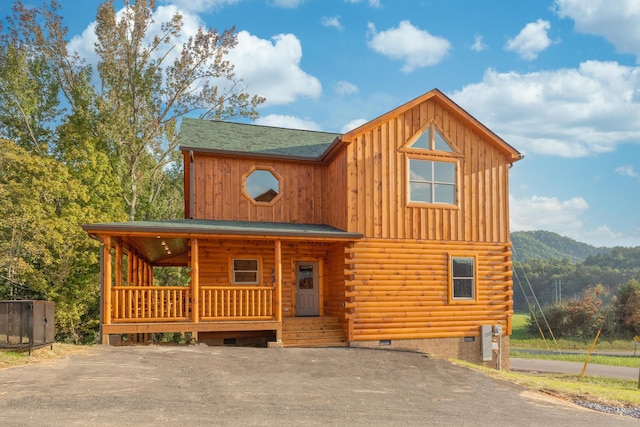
(120, 235, 190, 266)
(83, 219, 362, 266)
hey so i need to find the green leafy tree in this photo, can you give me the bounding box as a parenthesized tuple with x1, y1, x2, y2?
(7, 0, 265, 221)
(0, 1, 125, 342)
(0, 0, 266, 341)
(0, 140, 121, 342)
(0, 2, 62, 156)
(92, 0, 265, 220)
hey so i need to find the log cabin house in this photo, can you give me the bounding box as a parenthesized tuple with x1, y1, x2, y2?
(84, 89, 522, 367)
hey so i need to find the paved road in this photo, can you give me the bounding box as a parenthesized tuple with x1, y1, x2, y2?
(0, 345, 638, 426)
(511, 357, 640, 380)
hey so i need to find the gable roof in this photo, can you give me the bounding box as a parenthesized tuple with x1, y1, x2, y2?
(180, 118, 341, 160)
(341, 88, 522, 163)
(179, 89, 521, 163)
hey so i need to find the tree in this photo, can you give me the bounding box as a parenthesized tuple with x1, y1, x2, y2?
(91, 0, 265, 220)
(0, 2, 62, 156)
(0, 0, 266, 341)
(0, 140, 120, 342)
(616, 279, 640, 336)
(7, 0, 265, 220)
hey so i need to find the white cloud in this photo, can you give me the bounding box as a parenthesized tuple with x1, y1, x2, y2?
(367, 21, 451, 73)
(510, 194, 640, 247)
(450, 61, 640, 158)
(504, 19, 552, 60)
(345, 0, 382, 8)
(68, 21, 100, 66)
(68, 5, 321, 107)
(162, 0, 241, 13)
(578, 225, 640, 248)
(615, 165, 638, 177)
(271, 0, 304, 8)
(334, 81, 359, 95)
(218, 31, 322, 105)
(471, 34, 487, 52)
(555, 0, 640, 61)
(254, 114, 322, 131)
(341, 118, 368, 133)
(510, 195, 589, 232)
(322, 16, 344, 31)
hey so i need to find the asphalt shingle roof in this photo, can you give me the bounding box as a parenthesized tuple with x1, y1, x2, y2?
(179, 118, 341, 159)
(83, 219, 362, 240)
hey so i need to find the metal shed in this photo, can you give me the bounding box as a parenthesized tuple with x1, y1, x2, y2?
(0, 300, 55, 354)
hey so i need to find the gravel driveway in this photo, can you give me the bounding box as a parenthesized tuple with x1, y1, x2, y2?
(0, 345, 637, 426)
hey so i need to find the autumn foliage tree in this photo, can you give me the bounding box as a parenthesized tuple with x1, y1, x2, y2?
(616, 279, 640, 336)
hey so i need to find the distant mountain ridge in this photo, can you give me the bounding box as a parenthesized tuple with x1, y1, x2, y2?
(510, 230, 611, 263)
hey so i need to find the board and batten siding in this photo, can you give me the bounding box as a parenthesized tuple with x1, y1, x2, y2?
(345, 239, 513, 340)
(321, 148, 349, 231)
(191, 154, 326, 224)
(345, 99, 511, 243)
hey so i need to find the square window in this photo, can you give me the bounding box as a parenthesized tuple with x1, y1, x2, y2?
(451, 256, 475, 300)
(232, 259, 259, 284)
(409, 159, 456, 204)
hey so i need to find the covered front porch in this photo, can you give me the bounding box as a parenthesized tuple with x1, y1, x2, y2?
(83, 219, 361, 346)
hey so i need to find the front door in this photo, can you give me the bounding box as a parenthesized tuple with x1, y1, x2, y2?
(295, 261, 319, 316)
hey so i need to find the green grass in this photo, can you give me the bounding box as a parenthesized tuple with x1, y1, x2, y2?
(456, 360, 640, 407)
(511, 351, 640, 368)
(490, 312, 640, 409)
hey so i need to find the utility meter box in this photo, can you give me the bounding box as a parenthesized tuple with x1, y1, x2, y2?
(481, 325, 493, 361)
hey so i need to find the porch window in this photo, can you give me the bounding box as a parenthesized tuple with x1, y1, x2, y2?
(232, 259, 259, 284)
(449, 255, 476, 302)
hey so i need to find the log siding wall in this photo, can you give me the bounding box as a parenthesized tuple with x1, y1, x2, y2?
(196, 239, 334, 316)
(345, 239, 513, 340)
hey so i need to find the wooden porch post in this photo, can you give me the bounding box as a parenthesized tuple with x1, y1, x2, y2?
(115, 241, 123, 287)
(274, 239, 283, 342)
(191, 238, 200, 326)
(101, 236, 112, 345)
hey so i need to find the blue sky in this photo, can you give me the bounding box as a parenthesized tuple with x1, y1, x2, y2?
(5, 0, 640, 247)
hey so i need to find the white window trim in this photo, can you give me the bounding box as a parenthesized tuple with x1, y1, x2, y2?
(231, 258, 260, 285)
(407, 158, 457, 205)
(448, 254, 478, 304)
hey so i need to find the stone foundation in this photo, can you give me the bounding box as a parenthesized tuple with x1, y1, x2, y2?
(350, 335, 510, 370)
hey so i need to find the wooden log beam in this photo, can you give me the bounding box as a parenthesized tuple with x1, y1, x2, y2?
(274, 239, 282, 324)
(191, 238, 200, 324)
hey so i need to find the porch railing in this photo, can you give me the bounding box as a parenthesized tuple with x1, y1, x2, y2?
(110, 285, 273, 322)
(199, 286, 273, 320)
(112, 286, 191, 322)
